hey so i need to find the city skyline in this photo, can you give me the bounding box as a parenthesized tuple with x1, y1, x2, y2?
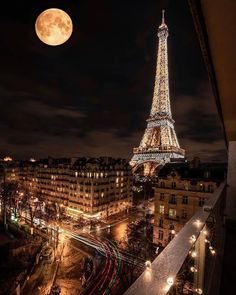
(0, 0, 227, 161)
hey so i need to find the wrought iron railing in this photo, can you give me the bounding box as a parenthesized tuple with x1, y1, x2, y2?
(124, 181, 226, 295)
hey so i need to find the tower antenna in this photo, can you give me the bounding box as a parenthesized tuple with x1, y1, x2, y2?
(162, 9, 165, 25)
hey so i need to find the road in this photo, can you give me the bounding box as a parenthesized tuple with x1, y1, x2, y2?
(16, 206, 151, 295)
(22, 238, 87, 295)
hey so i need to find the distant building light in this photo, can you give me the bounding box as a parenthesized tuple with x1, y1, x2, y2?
(3, 156, 13, 162)
(30, 158, 36, 162)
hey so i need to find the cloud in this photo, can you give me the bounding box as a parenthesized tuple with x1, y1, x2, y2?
(0, 0, 227, 162)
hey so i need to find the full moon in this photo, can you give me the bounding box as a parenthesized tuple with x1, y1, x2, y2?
(35, 8, 73, 46)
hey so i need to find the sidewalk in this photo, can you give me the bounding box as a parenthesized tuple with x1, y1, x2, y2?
(22, 244, 63, 295)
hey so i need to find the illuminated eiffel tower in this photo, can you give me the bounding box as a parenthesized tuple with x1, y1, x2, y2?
(130, 11, 185, 176)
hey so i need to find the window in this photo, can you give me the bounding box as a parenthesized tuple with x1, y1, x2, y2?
(159, 219, 163, 227)
(204, 171, 211, 178)
(184, 182, 189, 190)
(169, 208, 176, 218)
(169, 223, 174, 230)
(160, 181, 165, 188)
(182, 196, 188, 204)
(159, 205, 164, 214)
(160, 193, 165, 201)
(168, 232, 175, 242)
(208, 185, 214, 193)
(158, 230, 164, 240)
(171, 182, 176, 188)
(198, 197, 205, 207)
(169, 194, 176, 204)
(181, 208, 187, 219)
(199, 183, 205, 192)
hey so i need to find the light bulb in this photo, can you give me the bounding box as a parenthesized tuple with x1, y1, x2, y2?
(167, 277, 174, 286)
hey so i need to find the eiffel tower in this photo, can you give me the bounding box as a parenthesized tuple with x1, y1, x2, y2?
(130, 11, 185, 176)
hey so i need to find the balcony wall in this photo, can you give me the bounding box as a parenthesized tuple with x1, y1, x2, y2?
(124, 181, 226, 295)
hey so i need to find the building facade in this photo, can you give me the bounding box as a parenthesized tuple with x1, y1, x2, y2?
(153, 158, 226, 246)
(19, 157, 133, 219)
(0, 158, 19, 183)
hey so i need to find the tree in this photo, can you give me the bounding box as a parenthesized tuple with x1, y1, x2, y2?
(0, 171, 19, 228)
(20, 190, 42, 227)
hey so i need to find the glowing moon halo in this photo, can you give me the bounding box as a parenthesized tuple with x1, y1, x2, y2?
(35, 8, 73, 46)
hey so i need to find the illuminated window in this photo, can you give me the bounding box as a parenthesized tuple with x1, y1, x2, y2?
(159, 205, 164, 214)
(101, 192, 104, 198)
(75, 171, 78, 177)
(116, 178, 119, 183)
(169, 208, 176, 218)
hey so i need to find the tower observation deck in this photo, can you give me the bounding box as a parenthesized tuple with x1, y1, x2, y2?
(130, 11, 185, 176)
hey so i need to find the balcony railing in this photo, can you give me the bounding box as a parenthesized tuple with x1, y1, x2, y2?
(124, 181, 226, 295)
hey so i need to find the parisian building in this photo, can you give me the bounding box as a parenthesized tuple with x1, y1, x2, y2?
(18, 157, 133, 219)
(153, 158, 226, 246)
(0, 157, 19, 183)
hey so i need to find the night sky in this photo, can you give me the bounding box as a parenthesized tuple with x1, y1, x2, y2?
(0, 0, 227, 162)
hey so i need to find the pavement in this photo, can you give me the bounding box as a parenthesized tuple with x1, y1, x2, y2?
(54, 240, 85, 295)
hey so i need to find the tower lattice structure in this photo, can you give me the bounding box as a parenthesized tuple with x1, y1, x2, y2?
(130, 11, 185, 176)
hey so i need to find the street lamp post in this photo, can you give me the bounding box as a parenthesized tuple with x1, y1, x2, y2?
(3, 168, 7, 230)
(0, 164, 8, 231)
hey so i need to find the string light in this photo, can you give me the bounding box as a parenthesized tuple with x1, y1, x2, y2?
(211, 249, 216, 255)
(190, 235, 197, 243)
(190, 266, 198, 273)
(167, 277, 174, 286)
(194, 219, 202, 228)
(202, 230, 208, 236)
(195, 288, 203, 294)
(191, 251, 197, 258)
(145, 260, 151, 271)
